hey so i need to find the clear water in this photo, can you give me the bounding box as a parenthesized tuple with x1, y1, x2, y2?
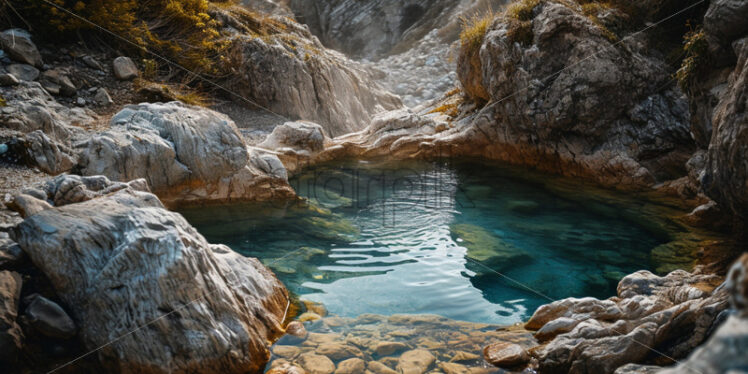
(180, 160, 666, 325)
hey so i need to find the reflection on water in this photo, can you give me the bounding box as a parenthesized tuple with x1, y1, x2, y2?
(180, 160, 668, 325)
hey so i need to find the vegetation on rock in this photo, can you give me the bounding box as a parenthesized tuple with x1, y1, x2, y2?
(676, 26, 710, 92)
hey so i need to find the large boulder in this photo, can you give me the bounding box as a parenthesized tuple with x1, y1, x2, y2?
(10, 177, 290, 373)
(469, 1, 693, 187)
(17, 130, 77, 175)
(0, 29, 43, 67)
(516, 269, 728, 374)
(76, 102, 294, 206)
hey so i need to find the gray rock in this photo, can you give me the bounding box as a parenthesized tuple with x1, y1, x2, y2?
(6, 64, 39, 81)
(524, 270, 728, 374)
(20, 130, 76, 175)
(0, 82, 94, 141)
(11, 184, 290, 373)
(40, 174, 148, 207)
(93, 87, 113, 106)
(259, 121, 326, 153)
(76, 102, 294, 205)
(24, 294, 76, 339)
(0, 73, 18, 86)
(112, 56, 138, 80)
(226, 14, 401, 136)
(81, 55, 104, 71)
(0, 271, 23, 363)
(0, 29, 43, 67)
(41, 69, 76, 97)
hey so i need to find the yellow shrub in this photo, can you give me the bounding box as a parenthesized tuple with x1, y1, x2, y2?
(459, 10, 495, 53)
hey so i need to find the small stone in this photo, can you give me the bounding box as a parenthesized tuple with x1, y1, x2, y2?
(483, 342, 529, 368)
(81, 55, 104, 70)
(94, 88, 113, 106)
(298, 312, 322, 322)
(298, 352, 335, 374)
(316, 343, 363, 361)
(450, 351, 480, 362)
(41, 80, 60, 95)
(267, 362, 307, 374)
(396, 349, 435, 374)
(76, 97, 86, 106)
(0, 73, 19, 86)
(272, 345, 301, 359)
(438, 362, 470, 374)
(286, 321, 308, 340)
(367, 361, 398, 374)
(24, 294, 77, 339)
(6, 64, 39, 81)
(302, 300, 328, 316)
(334, 358, 365, 374)
(42, 69, 76, 97)
(113, 56, 138, 80)
(0, 239, 25, 268)
(373, 341, 408, 356)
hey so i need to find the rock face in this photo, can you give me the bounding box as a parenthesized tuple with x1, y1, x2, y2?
(0, 29, 43, 67)
(701, 37, 748, 217)
(221, 9, 401, 137)
(76, 102, 294, 206)
(519, 269, 728, 374)
(461, 1, 693, 187)
(10, 176, 290, 373)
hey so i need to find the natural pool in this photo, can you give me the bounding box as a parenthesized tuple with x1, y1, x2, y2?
(181, 159, 678, 325)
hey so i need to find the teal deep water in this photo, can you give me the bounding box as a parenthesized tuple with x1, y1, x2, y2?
(180, 160, 666, 325)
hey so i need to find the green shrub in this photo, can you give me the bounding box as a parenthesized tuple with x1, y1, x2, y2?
(3, 0, 231, 76)
(676, 26, 709, 91)
(459, 10, 495, 54)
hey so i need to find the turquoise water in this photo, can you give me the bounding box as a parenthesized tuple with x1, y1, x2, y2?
(180, 160, 665, 325)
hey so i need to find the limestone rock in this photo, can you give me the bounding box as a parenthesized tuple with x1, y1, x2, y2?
(396, 349, 435, 374)
(225, 16, 401, 137)
(657, 254, 748, 374)
(482, 341, 529, 368)
(20, 130, 76, 175)
(0, 271, 23, 363)
(76, 102, 294, 205)
(259, 121, 326, 154)
(10, 185, 290, 373)
(268, 362, 307, 374)
(614, 364, 662, 374)
(523, 270, 728, 374)
(0, 29, 43, 67)
(0, 82, 94, 141)
(112, 56, 138, 80)
(23, 294, 76, 339)
(7, 64, 39, 81)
